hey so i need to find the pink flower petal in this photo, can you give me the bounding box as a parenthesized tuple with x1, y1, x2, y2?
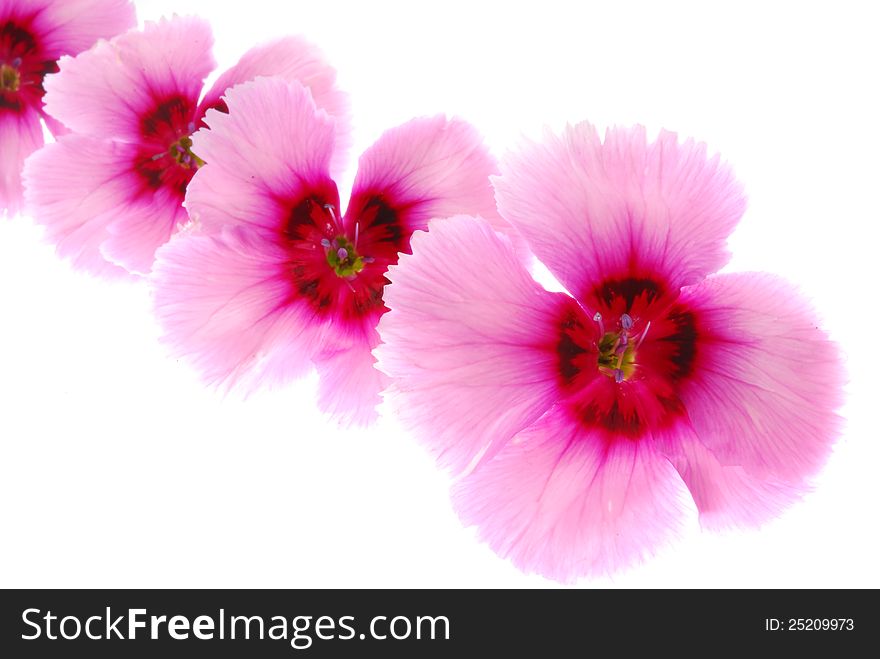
(677, 272, 844, 482)
(151, 226, 328, 390)
(187, 76, 339, 234)
(314, 327, 388, 427)
(23, 134, 153, 277)
(452, 406, 689, 582)
(44, 15, 214, 141)
(25, 0, 136, 57)
(100, 188, 187, 275)
(494, 124, 746, 301)
(346, 115, 500, 265)
(376, 216, 570, 474)
(197, 36, 350, 177)
(661, 423, 804, 531)
(40, 111, 69, 139)
(1, 107, 42, 215)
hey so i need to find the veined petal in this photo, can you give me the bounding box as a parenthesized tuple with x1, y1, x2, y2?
(151, 226, 328, 390)
(1, 106, 42, 215)
(197, 36, 350, 177)
(101, 185, 186, 275)
(25, 0, 136, 57)
(40, 110, 68, 138)
(345, 115, 499, 265)
(376, 216, 571, 474)
(23, 133, 150, 277)
(314, 327, 388, 427)
(677, 272, 844, 481)
(187, 76, 339, 234)
(494, 124, 746, 303)
(660, 423, 804, 531)
(452, 406, 689, 582)
(43, 15, 214, 141)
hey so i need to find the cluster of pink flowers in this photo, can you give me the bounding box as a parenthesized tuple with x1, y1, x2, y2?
(4, 3, 843, 581)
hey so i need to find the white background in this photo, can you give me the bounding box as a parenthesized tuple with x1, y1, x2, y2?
(1, 0, 878, 588)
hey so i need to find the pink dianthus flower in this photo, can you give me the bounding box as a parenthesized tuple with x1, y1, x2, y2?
(1, 0, 135, 214)
(151, 77, 503, 425)
(375, 124, 844, 581)
(24, 15, 349, 276)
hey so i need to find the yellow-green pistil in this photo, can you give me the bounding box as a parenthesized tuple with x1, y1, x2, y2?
(169, 135, 204, 169)
(597, 330, 636, 382)
(0, 63, 21, 92)
(595, 312, 647, 383)
(324, 236, 365, 278)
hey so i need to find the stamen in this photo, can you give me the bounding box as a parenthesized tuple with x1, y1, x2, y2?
(187, 121, 196, 133)
(635, 321, 652, 349)
(320, 238, 331, 248)
(168, 135, 204, 169)
(323, 204, 339, 228)
(337, 247, 348, 260)
(151, 152, 166, 161)
(354, 221, 360, 248)
(595, 312, 641, 384)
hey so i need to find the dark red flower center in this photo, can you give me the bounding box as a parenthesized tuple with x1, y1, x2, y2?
(283, 194, 388, 320)
(278, 186, 417, 331)
(1, 19, 59, 114)
(556, 276, 698, 438)
(134, 95, 204, 199)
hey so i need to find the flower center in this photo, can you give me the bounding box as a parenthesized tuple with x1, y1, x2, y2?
(322, 235, 365, 278)
(0, 61, 21, 92)
(318, 205, 375, 280)
(168, 134, 203, 170)
(593, 312, 651, 383)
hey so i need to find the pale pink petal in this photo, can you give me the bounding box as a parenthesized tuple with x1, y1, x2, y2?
(659, 423, 804, 531)
(346, 115, 500, 261)
(314, 327, 388, 427)
(494, 124, 746, 300)
(27, 0, 136, 57)
(101, 186, 186, 275)
(22, 134, 156, 277)
(151, 226, 328, 390)
(186, 76, 338, 234)
(376, 216, 572, 474)
(197, 37, 350, 176)
(452, 406, 689, 582)
(1, 107, 42, 215)
(40, 111, 68, 138)
(677, 272, 844, 482)
(43, 15, 214, 140)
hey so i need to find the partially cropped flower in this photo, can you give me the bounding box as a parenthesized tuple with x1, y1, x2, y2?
(151, 77, 502, 425)
(375, 125, 844, 582)
(23, 15, 349, 276)
(0, 0, 135, 214)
